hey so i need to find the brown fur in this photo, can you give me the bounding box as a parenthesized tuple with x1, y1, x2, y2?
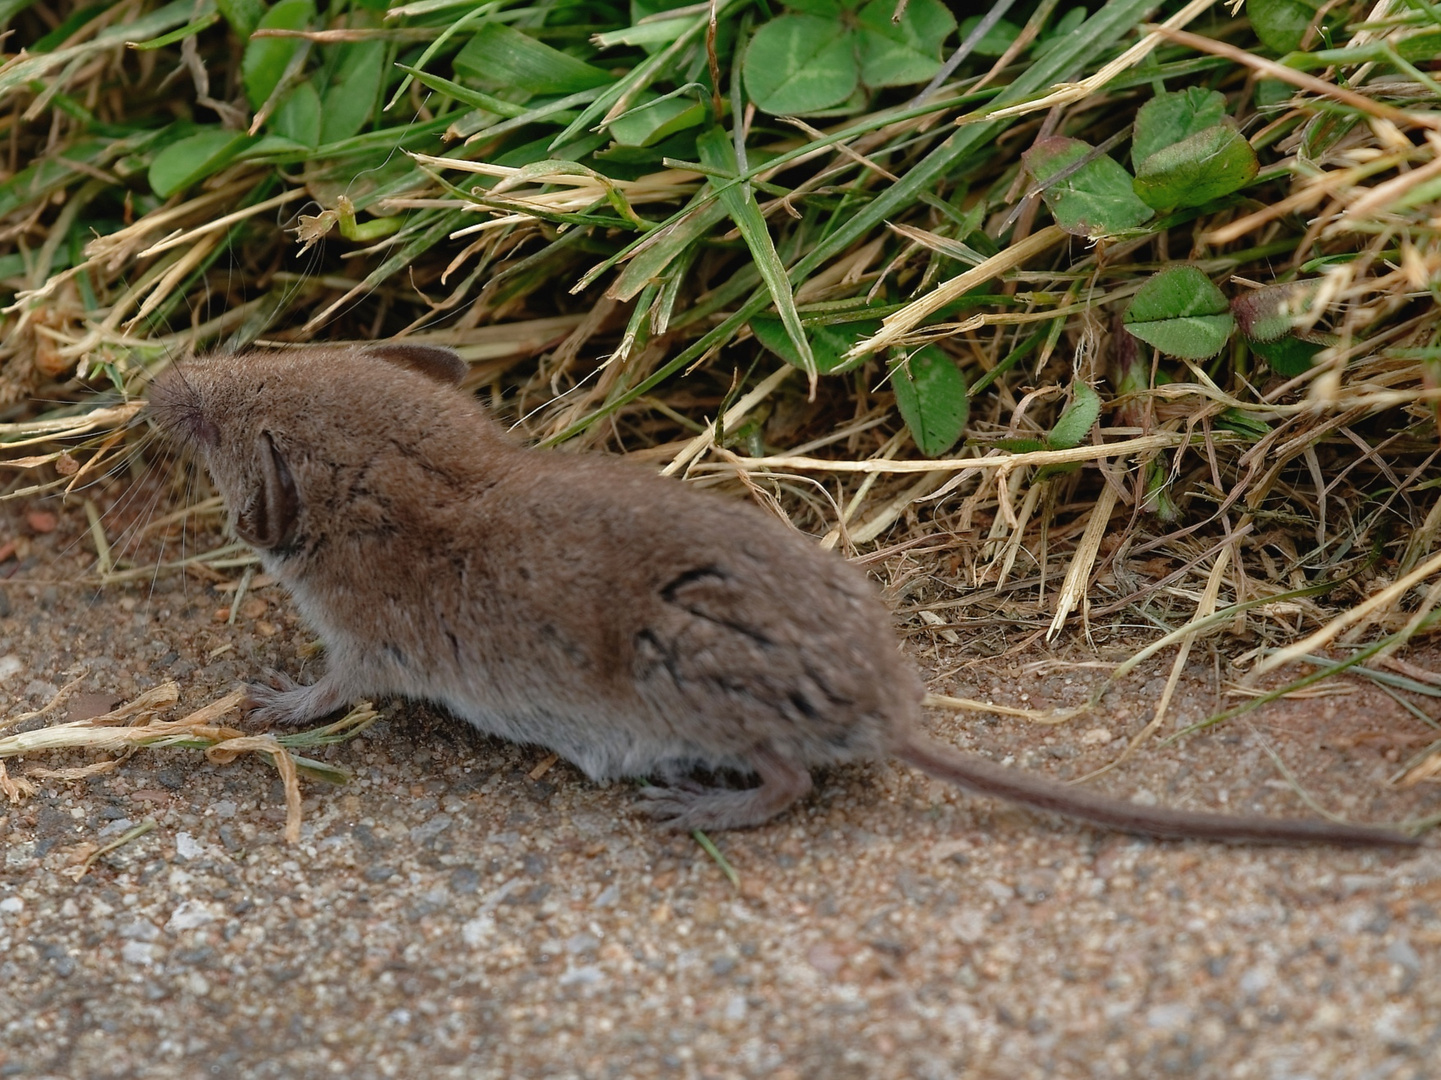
(146, 344, 1417, 846)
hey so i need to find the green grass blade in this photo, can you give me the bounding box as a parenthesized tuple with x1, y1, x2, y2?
(696, 126, 814, 381)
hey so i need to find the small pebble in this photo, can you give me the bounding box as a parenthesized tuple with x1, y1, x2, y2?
(25, 510, 57, 534)
(1385, 939, 1421, 972)
(448, 866, 480, 894)
(120, 942, 155, 966)
(166, 901, 219, 933)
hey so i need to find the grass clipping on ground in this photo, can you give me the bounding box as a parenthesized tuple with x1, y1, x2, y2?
(1, 2, 1440, 793)
(0, 678, 377, 852)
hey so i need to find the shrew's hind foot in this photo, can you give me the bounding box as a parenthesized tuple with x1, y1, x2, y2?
(637, 748, 813, 831)
(243, 670, 350, 728)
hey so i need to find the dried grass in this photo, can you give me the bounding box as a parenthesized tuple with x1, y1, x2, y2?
(0, 678, 378, 847)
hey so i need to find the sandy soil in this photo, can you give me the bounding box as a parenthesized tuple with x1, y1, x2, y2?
(1, 494, 1438, 1080)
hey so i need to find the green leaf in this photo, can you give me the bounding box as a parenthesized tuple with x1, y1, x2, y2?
(1254, 79, 1294, 108)
(1122, 265, 1234, 360)
(1131, 88, 1258, 210)
(609, 93, 705, 148)
(1022, 136, 1153, 237)
(1398, 30, 1441, 62)
(750, 316, 881, 375)
(217, 0, 264, 39)
(1132, 123, 1258, 210)
(890, 346, 968, 458)
(1249, 335, 1323, 376)
(242, 1, 313, 105)
(454, 22, 613, 96)
(856, 0, 957, 87)
(1047, 382, 1101, 449)
(242, 0, 314, 110)
(1131, 87, 1229, 168)
(742, 15, 857, 115)
(1246, 0, 1323, 53)
(272, 80, 321, 146)
(148, 128, 254, 197)
(248, 132, 318, 154)
(957, 13, 1022, 57)
(320, 40, 384, 144)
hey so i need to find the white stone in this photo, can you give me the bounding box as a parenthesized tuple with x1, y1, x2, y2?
(1145, 1003, 1193, 1029)
(461, 915, 494, 946)
(166, 899, 219, 933)
(121, 941, 155, 965)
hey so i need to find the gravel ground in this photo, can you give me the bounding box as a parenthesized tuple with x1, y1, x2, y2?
(1, 496, 1438, 1080)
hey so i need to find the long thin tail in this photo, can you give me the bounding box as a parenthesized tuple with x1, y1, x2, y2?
(894, 734, 1419, 847)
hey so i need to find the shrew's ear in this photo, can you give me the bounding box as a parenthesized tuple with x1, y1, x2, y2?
(235, 431, 299, 550)
(363, 343, 467, 387)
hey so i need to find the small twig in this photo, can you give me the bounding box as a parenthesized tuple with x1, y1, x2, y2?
(69, 818, 157, 882)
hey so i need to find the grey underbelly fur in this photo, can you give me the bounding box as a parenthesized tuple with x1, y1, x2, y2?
(438, 694, 748, 783)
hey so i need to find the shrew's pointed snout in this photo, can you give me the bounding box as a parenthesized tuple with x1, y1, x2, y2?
(146, 363, 218, 448)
